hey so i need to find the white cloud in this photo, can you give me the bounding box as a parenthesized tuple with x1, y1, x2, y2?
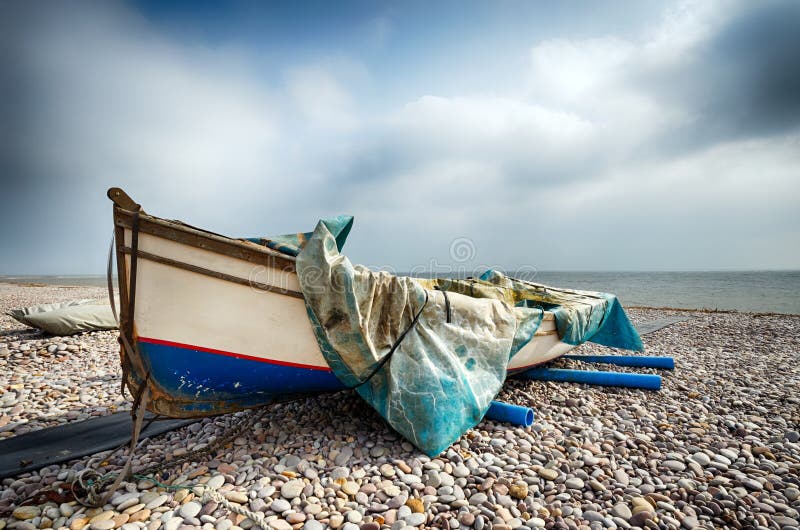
(382, 95, 599, 176)
(523, 1, 743, 152)
(328, 0, 799, 269)
(641, 0, 730, 63)
(285, 66, 359, 131)
(529, 37, 635, 109)
(395, 96, 594, 149)
(556, 135, 800, 215)
(334, 1, 741, 197)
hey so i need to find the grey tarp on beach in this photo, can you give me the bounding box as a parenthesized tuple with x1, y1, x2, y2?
(7, 299, 118, 335)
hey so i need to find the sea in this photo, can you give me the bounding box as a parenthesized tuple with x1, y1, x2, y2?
(1, 271, 799, 315)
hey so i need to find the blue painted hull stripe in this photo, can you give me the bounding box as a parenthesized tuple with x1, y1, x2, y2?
(138, 336, 332, 371)
(136, 338, 344, 402)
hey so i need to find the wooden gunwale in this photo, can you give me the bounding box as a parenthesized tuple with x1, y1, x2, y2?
(112, 205, 557, 325)
(113, 209, 297, 272)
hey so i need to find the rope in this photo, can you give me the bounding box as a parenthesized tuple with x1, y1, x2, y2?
(73, 479, 271, 529)
(345, 290, 429, 389)
(200, 488, 270, 529)
(107, 230, 119, 325)
(435, 286, 452, 323)
(68, 378, 152, 507)
(70, 406, 273, 508)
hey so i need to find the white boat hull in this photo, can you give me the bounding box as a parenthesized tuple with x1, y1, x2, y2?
(109, 189, 576, 417)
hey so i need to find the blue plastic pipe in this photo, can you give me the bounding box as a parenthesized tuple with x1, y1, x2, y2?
(522, 367, 662, 390)
(485, 401, 535, 427)
(562, 354, 675, 370)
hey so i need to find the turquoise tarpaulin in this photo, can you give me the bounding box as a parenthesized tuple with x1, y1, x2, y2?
(290, 217, 643, 455)
(246, 216, 353, 257)
(479, 270, 644, 351)
(296, 219, 542, 455)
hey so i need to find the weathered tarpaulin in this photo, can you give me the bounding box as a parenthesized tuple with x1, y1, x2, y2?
(282, 217, 642, 455)
(416, 271, 643, 352)
(296, 219, 543, 456)
(481, 271, 643, 350)
(247, 216, 353, 257)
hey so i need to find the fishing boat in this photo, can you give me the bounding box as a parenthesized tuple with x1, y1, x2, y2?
(107, 188, 607, 419)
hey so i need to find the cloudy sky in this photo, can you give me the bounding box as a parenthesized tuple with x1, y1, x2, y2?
(1, 0, 798, 274)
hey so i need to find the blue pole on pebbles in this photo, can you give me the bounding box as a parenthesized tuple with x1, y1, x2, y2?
(521, 367, 662, 390)
(484, 401, 535, 426)
(562, 354, 675, 370)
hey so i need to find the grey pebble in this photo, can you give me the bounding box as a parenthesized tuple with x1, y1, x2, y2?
(663, 460, 686, 472)
(271, 499, 291, 513)
(565, 478, 584, 489)
(611, 504, 632, 520)
(404, 513, 426, 527)
(179, 502, 202, 519)
(281, 479, 305, 499)
(164, 517, 184, 530)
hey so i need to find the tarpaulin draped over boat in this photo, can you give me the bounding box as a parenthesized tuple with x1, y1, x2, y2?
(247, 216, 353, 257)
(480, 270, 643, 351)
(296, 219, 543, 456)
(294, 217, 643, 455)
(416, 271, 643, 352)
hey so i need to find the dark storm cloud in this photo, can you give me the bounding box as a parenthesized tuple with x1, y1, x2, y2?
(704, 1, 800, 135)
(640, 0, 800, 150)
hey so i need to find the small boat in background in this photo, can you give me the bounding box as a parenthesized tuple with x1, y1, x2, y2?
(107, 188, 580, 418)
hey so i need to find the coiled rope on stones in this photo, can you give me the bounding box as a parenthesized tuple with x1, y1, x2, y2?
(70, 405, 273, 508)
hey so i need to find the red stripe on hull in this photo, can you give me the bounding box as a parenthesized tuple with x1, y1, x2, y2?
(137, 336, 332, 372)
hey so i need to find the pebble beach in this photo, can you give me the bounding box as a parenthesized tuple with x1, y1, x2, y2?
(1, 283, 799, 530)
